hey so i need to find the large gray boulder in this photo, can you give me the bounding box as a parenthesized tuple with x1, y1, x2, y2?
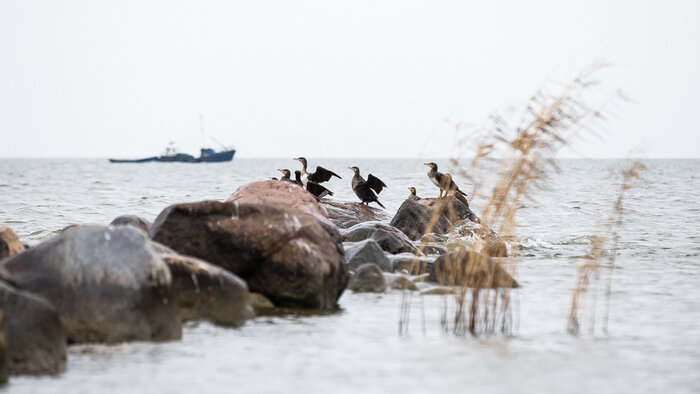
(344, 239, 393, 272)
(110, 215, 151, 232)
(0, 279, 66, 375)
(347, 264, 386, 293)
(390, 199, 452, 240)
(151, 242, 254, 327)
(0, 227, 24, 260)
(390, 197, 480, 241)
(320, 200, 391, 229)
(341, 221, 417, 254)
(0, 225, 181, 344)
(150, 199, 348, 310)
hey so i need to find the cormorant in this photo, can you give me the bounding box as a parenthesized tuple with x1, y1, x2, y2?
(293, 169, 333, 199)
(294, 157, 341, 186)
(278, 169, 293, 182)
(424, 162, 471, 208)
(293, 170, 304, 186)
(349, 166, 386, 208)
(408, 187, 420, 201)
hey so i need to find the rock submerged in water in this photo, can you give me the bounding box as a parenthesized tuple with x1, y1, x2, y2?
(431, 250, 518, 288)
(0, 227, 25, 260)
(151, 242, 254, 327)
(110, 215, 151, 232)
(341, 221, 417, 254)
(344, 239, 393, 272)
(348, 264, 386, 293)
(150, 199, 348, 310)
(320, 200, 391, 229)
(0, 225, 182, 344)
(0, 279, 66, 375)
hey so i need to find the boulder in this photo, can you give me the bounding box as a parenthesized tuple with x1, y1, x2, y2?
(151, 242, 254, 327)
(420, 233, 447, 243)
(320, 200, 391, 229)
(383, 273, 418, 291)
(390, 199, 452, 240)
(431, 251, 518, 288)
(150, 200, 348, 310)
(0, 227, 25, 260)
(0, 279, 66, 375)
(341, 221, 417, 254)
(0, 225, 181, 344)
(389, 253, 435, 276)
(416, 197, 479, 223)
(347, 264, 386, 293)
(454, 221, 509, 257)
(228, 180, 339, 239)
(0, 312, 6, 384)
(110, 215, 151, 232)
(344, 239, 393, 272)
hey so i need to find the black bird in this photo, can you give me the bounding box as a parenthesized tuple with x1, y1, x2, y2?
(278, 169, 293, 182)
(294, 157, 341, 185)
(349, 166, 386, 208)
(424, 162, 471, 208)
(293, 170, 304, 186)
(293, 169, 333, 199)
(408, 187, 420, 201)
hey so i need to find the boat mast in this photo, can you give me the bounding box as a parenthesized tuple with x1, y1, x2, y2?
(199, 113, 204, 151)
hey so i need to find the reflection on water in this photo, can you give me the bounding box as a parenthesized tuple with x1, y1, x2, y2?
(1, 159, 699, 393)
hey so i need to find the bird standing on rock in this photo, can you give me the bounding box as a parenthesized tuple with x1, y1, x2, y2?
(424, 162, 471, 208)
(294, 157, 341, 186)
(278, 169, 293, 182)
(408, 187, 420, 201)
(349, 166, 387, 208)
(285, 166, 333, 200)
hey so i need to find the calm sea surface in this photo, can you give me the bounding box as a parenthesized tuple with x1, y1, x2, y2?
(0, 158, 698, 393)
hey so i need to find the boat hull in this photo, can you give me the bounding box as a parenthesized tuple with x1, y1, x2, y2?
(109, 149, 235, 163)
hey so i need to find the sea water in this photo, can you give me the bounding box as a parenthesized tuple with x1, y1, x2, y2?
(0, 158, 698, 393)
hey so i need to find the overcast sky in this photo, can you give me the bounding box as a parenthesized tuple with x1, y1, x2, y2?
(1, 1, 698, 159)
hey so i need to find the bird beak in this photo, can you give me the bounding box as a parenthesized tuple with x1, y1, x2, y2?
(423, 163, 430, 167)
(348, 167, 353, 170)
(277, 169, 283, 173)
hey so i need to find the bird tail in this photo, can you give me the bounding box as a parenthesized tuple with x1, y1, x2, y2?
(375, 199, 386, 209)
(455, 192, 470, 209)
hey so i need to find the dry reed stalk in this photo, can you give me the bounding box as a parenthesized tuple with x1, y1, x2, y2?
(567, 161, 644, 335)
(402, 61, 619, 336)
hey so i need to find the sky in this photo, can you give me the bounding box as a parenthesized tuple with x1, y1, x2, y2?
(0, 0, 698, 159)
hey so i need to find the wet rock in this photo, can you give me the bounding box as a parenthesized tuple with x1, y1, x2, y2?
(421, 287, 457, 295)
(341, 221, 417, 254)
(110, 215, 151, 232)
(344, 239, 393, 272)
(417, 197, 479, 223)
(151, 242, 253, 327)
(0, 225, 181, 344)
(0, 279, 66, 375)
(388, 253, 435, 275)
(383, 273, 418, 291)
(431, 251, 518, 288)
(320, 200, 391, 229)
(390, 199, 452, 240)
(0, 312, 6, 384)
(420, 233, 447, 243)
(0, 227, 25, 260)
(228, 180, 339, 239)
(453, 221, 509, 257)
(348, 264, 386, 293)
(150, 200, 348, 310)
(419, 243, 447, 256)
(249, 293, 275, 310)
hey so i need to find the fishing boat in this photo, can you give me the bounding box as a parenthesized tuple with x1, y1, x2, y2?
(109, 115, 235, 163)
